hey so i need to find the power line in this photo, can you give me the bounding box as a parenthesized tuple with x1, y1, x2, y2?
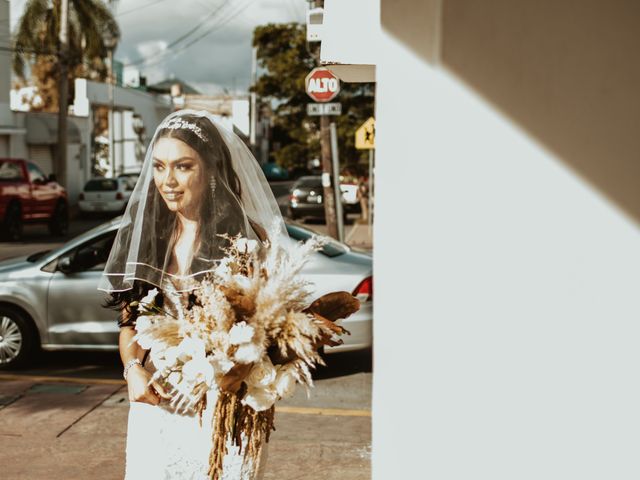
(181, 0, 255, 49)
(124, 0, 232, 67)
(131, 0, 255, 71)
(116, 0, 170, 17)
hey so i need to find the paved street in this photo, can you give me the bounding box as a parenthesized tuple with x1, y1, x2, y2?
(0, 349, 371, 479)
(0, 192, 372, 479)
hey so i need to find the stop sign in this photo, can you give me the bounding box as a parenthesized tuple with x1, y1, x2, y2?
(305, 67, 340, 103)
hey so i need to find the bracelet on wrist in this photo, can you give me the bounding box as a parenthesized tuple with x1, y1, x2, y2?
(123, 358, 142, 380)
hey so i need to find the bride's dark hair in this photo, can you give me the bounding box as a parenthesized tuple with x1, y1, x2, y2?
(150, 113, 247, 272)
(104, 114, 250, 327)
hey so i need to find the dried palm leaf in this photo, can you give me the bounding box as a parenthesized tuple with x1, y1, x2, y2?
(305, 291, 361, 322)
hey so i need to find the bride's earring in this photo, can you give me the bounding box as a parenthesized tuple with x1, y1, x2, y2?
(210, 176, 217, 195)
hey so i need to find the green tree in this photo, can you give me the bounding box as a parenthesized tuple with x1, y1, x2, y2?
(252, 23, 374, 174)
(12, 0, 120, 112)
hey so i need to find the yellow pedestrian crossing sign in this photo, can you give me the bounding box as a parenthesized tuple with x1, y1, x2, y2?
(355, 117, 375, 150)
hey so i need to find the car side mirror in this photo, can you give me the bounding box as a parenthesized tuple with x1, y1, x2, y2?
(57, 256, 73, 274)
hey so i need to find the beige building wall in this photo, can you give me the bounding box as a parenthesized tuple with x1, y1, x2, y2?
(374, 1, 639, 478)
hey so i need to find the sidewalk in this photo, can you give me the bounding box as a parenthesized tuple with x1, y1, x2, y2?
(0, 377, 371, 480)
(345, 221, 373, 251)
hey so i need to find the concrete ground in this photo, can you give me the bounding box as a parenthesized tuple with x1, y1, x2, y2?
(0, 364, 371, 480)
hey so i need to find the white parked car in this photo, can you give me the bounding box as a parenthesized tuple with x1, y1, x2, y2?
(78, 177, 134, 214)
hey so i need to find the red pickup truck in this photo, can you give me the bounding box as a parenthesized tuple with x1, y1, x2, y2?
(0, 158, 69, 241)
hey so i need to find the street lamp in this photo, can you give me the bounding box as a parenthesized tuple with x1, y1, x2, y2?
(103, 29, 118, 177)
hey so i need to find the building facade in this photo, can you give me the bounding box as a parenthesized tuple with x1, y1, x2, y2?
(319, 1, 640, 478)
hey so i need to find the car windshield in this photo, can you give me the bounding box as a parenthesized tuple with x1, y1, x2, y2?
(0, 161, 24, 181)
(85, 179, 118, 191)
(38, 219, 121, 265)
(294, 177, 322, 188)
(285, 224, 347, 257)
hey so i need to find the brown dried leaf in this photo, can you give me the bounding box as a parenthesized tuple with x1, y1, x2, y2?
(305, 292, 360, 321)
(310, 312, 351, 349)
(219, 285, 256, 319)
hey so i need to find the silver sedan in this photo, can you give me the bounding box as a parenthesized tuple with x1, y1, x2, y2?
(0, 218, 373, 368)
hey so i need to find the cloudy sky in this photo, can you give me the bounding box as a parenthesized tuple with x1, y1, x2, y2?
(10, 0, 305, 94)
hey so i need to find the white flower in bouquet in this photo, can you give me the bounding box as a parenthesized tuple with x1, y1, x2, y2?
(135, 315, 151, 331)
(176, 336, 206, 362)
(245, 357, 277, 388)
(236, 238, 259, 254)
(182, 356, 214, 386)
(210, 353, 234, 376)
(242, 385, 278, 412)
(229, 321, 255, 345)
(234, 342, 262, 364)
(163, 345, 180, 365)
(274, 364, 298, 399)
(214, 257, 232, 279)
(231, 273, 252, 291)
(138, 287, 159, 312)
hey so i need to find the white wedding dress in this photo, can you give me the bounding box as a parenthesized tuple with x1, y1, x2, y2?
(123, 281, 268, 480)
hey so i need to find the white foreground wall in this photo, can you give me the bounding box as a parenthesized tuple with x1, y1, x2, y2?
(374, 1, 640, 478)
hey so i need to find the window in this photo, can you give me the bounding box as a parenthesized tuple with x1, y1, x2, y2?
(295, 177, 323, 188)
(84, 179, 118, 191)
(71, 232, 117, 271)
(0, 161, 25, 182)
(121, 178, 135, 191)
(27, 162, 46, 183)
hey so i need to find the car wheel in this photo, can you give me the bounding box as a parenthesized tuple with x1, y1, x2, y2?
(0, 306, 38, 369)
(2, 203, 23, 241)
(48, 201, 69, 236)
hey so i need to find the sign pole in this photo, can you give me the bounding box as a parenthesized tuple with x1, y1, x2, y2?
(330, 122, 344, 242)
(368, 148, 374, 232)
(320, 115, 338, 239)
(306, 66, 341, 240)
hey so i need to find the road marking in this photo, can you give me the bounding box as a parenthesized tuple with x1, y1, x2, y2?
(276, 405, 371, 417)
(0, 374, 372, 417)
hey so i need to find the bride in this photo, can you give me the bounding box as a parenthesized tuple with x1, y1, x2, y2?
(99, 110, 287, 479)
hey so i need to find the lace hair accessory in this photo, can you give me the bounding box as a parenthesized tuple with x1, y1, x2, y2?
(98, 109, 288, 293)
(158, 117, 209, 143)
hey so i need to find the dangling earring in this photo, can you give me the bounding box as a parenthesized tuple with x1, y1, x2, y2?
(209, 176, 217, 195)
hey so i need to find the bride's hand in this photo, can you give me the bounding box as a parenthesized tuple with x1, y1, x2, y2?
(126, 364, 172, 405)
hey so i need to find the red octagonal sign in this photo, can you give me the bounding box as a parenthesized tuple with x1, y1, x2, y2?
(305, 67, 340, 103)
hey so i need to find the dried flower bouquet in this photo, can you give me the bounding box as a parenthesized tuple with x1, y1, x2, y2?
(130, 224, 360, 479)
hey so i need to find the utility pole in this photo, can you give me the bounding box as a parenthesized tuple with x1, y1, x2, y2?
(107, 47, 115, 176)
(105, 0, 119, 177)
(320, 114, 338, 239)
(250, 46, 257, 150)
(330, 121, 345, 242)
(305, 0, 340, 239)
(56, 0, 69, 188)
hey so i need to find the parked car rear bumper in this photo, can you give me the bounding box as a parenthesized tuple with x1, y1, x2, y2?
(289, 203, 325, 217)
(78, 200, 126, 213)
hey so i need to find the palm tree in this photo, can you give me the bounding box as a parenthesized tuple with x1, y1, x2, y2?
(12, 0, 120, 111)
